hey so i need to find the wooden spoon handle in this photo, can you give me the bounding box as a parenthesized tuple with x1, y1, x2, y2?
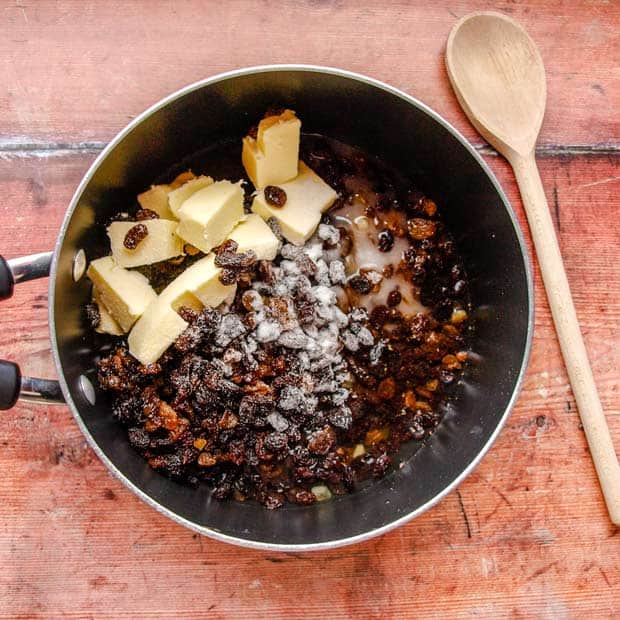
(511, 152, 620, 525)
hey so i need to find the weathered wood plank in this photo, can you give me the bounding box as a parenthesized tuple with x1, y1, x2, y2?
(0, 149, 617, 618)
(0, 0, 618, 148)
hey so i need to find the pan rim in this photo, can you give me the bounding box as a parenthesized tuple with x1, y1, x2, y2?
(48, 64, 534, 551)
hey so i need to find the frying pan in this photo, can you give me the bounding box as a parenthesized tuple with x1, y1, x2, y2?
(0, 66, 533, 550)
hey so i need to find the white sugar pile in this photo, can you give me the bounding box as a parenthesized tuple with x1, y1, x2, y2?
(214, 224, 375, 430)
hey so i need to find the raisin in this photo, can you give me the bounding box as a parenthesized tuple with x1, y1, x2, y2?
(373, 453, 391, 477)
(257, 260, 276, 284)
(307, 426, 336, 455)
(297, 299, 315, 325)
(219, 269, 239, 285)
(290, 489, 316, 506)
(178, 306, 198, 323)
(387, 289, 402, 307)
(123, 223, 148, 249)
(264, 186, 287, 208)
(370, 305, 390, 327)
(135, 208, 160, 220)
(348, 275, 372, 295)
(127, 427, 150, 450)
(377, 229, 394, 252)
(214, 240, 257, 270)
(264, 432, 288, 453)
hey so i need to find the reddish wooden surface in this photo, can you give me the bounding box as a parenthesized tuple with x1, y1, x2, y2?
(0, 1, 618, 618)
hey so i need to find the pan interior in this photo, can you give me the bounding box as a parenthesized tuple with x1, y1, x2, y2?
(51, 68, 531, 548)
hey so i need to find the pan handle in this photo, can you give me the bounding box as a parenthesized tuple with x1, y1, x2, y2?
(0, 251, 54, 299)
(0, 251, 65, 409)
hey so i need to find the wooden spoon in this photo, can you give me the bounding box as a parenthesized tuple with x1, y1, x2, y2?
(446, 11, 620, 525)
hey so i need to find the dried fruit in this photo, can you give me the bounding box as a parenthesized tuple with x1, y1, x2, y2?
(348, 274, 372, 295)
(123, 223, 148, 249)
(264, 185, 287, 207)
(387, 289, 402, 307)
(96, 132, 471, 510)
(214, 239, 257, 270)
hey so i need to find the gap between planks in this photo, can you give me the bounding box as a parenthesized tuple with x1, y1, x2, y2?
(0, 141, 619, 159)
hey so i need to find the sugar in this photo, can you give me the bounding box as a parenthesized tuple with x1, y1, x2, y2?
(254, 320, 282, 343)
(342, 330, 360, 352)
(318, 223, 340, 245)
(328, 260, 346, 285)
(329, 406, 352, 429)
(267, 411, 289, 432)
(278, 385, 306, 411)
(331, 388, 349, 406)
(304, 240, 324, 262)
(349, 307, 368, 322)
(314, 259, 330, 286)
(365, 270, 383, 286)
(313, 285, 337, 307)
(216, 314, 247, 347)
(277, 329, 308, 349)
(204, 222, 382, 432)
(280, 244, 301, 259)
(333, 307, 349, 328)
(280, 259, 301, 275)
(357, 326, 374, 346)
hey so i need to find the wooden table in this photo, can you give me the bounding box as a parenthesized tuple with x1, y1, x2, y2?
(1, 1, 618, 617)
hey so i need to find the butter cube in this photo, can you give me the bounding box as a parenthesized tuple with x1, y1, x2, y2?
(176, 180, 244, 253)
(251, 162, 337, 245)
(86, 256, 156, 332)
(128, 300, 189, 365)
(107, 220, 184, 267)
(228, 214, 280, 260)
(137, 184, 174, 220)
(161, 254, 235, 310)
(242, 110, 301, 189)
(128, 253, 235, 364)
(168, 175, 214, 217)
(92, 287, 124, 336)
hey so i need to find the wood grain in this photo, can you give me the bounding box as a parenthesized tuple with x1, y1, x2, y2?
(0, 150, 618, 618)
(0, 0, 618, 149)
(0, 1, 619, 618)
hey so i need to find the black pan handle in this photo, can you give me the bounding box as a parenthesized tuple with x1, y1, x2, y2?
(0, 252, 65, 409)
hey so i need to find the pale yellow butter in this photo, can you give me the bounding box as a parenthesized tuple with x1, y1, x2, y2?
(92, 287, 124, 336)
(168, 175, 214, 217)
(161, 254, 235, 310)
(176, 180, 244, 253)
(128, 301, 189, 366)
(128, 254, 235, 365)
(137, 184, 174, 219)
(251, 161, 337, 245)
(242, 110, 301, 189)
(86, 256, 156, 332)
(228, 214, 280, 261)
(107, 219, 184, 268)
